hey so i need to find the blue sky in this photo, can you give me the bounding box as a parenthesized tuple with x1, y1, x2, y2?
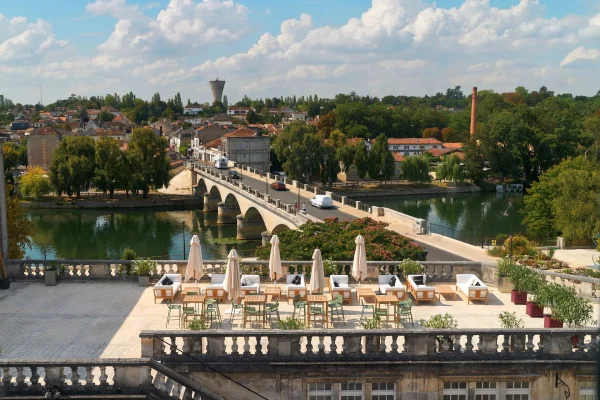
(1, 0, 599, 104)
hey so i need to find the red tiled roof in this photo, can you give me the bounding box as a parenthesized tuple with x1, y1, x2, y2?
(427, 148, 454, 157)
(205, 137, 222, 148)
(222, 127, 257, 138)
(383, 138, 442, 145)
(392, 153, 404, 162)
(443, 142, 463, 149)
(228, 107, 253, 111)
(346, 137, 364, 146)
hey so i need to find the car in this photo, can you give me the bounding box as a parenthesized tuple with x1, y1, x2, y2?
(310, 195, 333, 209)
(271, 181, 286, 191)
(228, 170, 241, 179)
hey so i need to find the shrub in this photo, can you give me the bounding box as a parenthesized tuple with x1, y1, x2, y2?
(498, 312, 524, 328)
(255, 217, 426, 261)
(507, 265, 544, 293)
(277, 317, 307, 330)
(323, 259, 338, 276)
(496, 257, 516, 278)
(133, 258, 156, 277)
(20, 166, 53, 200)
(398, 259, 423, 278)
(188, 318, 209, 330)
(121, 248, 137, 260)
(360, 316, 381, 329)
(420, 313, 458, 329)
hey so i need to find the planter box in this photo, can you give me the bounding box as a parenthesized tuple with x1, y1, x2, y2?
(543, 315, 563, 328)
(45, 271, 57, 286)
(511, 290, 527, 305)
(0, 277, 10, 290)
(526, 301, 544, 318)
(497, 277, 514, 293)
(138, 276, 150, 287)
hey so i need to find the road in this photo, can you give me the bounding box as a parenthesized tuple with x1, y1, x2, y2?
(202, 165, 467, 262)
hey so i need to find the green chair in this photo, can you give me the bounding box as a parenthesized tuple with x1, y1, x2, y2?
(204, 299, 222, 327)
(396, 299, 414, 328)
(328, 293, 345, 325)
(166, 304, 181, 328)
(182, 306, 196, 328)
(374, 304, 389, 327)
(360, 297, 374, 323)
(309, 303, 326, 328)
(244, 304, 262, 328)
(229, 302, 244, 325)
(266, 299, 280, 323)
(292, 295, 307, 321)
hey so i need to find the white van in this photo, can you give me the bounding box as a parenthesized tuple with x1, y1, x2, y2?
(310, 195, 333, 209)
(214, 156, 229, 169)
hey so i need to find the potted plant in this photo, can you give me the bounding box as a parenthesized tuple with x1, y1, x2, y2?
(120, 248, 137, 276)
(522, 271, 545, 318)
(507, 265, 540, 305)
(496, 257, 515, 293)
(133, 258, 156, 287)
(45, 261, 60, 286)
(498, 311, 525, 351)
(398, 259, 423, 280)
(360, 316, 382, 350)
(0, 251, 9, 290)
(419, 313, 458, 352)
(551, 287, 596, 342)
(535, 284, 572, 328)
(188, 318, 209, 330)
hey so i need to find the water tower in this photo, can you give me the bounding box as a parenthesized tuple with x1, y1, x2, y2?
(209, 78, 225, 103)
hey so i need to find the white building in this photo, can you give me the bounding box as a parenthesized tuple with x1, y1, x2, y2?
(227, 107, 253, 117)
(367, 138, 443, 157)
(184, 105, 204, 115)
(291, 112, 307, 121)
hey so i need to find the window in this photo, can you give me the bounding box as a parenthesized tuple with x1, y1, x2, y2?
(443, 382, 467, 400)
(404, 152, 409, 156)
(404, 146, 409, 150)
(341, 382, 364, 400)
(371, 382, 395, 400)
(308, 383, 333, 400)
(505, 381, 530, 400)
(579, 381, 596, 400)
(475, 382, 499, 400)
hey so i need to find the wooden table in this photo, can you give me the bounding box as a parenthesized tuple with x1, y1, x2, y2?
(183, 294, 206, 313)
(307, 295, 329, 328)
(243, 295, 266, 328)
(435, 285, 457, 301)
(357, 288, 376, 302)
(376, 295, 399, 324)
(264, 286, 281, 302)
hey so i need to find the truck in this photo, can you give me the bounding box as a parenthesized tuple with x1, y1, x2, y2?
(214, 156, 229, 169)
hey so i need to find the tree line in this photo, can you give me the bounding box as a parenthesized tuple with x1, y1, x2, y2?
(47, 127, 171, 198)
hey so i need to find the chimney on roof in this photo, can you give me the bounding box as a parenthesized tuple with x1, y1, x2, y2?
(470, 87, 477, 136)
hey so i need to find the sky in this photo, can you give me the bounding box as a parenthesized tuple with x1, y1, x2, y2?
(1, 0, 599, 105)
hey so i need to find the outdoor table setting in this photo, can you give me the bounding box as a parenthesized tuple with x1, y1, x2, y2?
(243, 294, 267, 328)
(375, 295, 399, 325)
(307, 294, 329, 328)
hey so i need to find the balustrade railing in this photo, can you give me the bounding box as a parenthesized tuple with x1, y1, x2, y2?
(345, 198, 357, 207)
(358, 202, 372, 213)
(0, 358, 220, 400)
(141, 329, 598, 362)
(331, 193, 343, 202)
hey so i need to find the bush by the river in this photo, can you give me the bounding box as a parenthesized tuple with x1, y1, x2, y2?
(255, 217, 426, 261)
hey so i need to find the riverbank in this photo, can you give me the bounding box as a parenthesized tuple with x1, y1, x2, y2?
(21, 195, 202, 209)
(333, 183, 481, 198)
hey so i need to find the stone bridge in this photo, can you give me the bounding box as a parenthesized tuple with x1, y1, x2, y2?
(189, 164, 310, 243)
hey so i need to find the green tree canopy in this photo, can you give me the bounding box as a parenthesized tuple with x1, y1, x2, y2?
(402, 156, 431, 183)
(94, 137, 125, 198)
(368, 134, 395, 180)
(354, 140, 369, 181)
(49, 136, 96, 197)
(436, 154, 464, 183)
(127, 127, 171, 197)
(20, 166, 53, 200)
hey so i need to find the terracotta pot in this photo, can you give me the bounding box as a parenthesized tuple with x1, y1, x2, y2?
(526, 301, 544, 318)
(543, 315, 563, 328)
(511, 290, 527, 305)
(571, 335, 580, 348)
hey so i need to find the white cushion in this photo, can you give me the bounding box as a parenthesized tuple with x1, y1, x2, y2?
(211, 274, 225, 285)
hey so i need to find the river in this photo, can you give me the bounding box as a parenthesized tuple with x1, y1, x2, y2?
(24, 208, 261, 260)
(359, 191, 525, 244)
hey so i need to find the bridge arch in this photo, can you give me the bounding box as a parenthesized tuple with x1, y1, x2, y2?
(272, 224, 290, 235)
(218, 194, 241, 225)
(237, 207, 268, 240)
(195, 179, 208, 197)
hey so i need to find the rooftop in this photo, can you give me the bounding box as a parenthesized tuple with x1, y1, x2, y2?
(2, 277, 595, 360)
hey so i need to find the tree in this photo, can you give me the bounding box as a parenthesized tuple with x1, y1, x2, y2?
(3, 143, 20, 171)
(422, 127, 442, 140)
(20, 166, 52, 200)
(441, 127, 464, 142)
(402, 156, 430, 183)
(319, 142, 339, 189)
(367, 134, 394, 180)
(49, 136, 96, 197)
(436, 154, 464, 183)
(273, 122, 321, 181)
(6, 185, 32, 258)
(246, 110, 259, 124)
(317, 112, 336, 138)
(94, 137, 124, 198)
(462, 137, 486, 185)
(354, 141, 369, 182)
(127, 127, 171, 198)
(337, 143, 356, 177)
(99, 110, 113, 122)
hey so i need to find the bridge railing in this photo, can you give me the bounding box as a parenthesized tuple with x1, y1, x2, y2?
(140, 329, 598, 362)
(0, 358, 221, 400)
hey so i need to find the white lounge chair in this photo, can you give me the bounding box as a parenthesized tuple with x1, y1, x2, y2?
(456, 274, 488, 304)
(205, 274, 226, 302)
(407, 274, 436, 304)
(153, 274, 182, 303)
(240, 274, 261, 297)
(329, 275, 352, 304)
(285, 274, 307, 303)
(378, 274, 406, 300)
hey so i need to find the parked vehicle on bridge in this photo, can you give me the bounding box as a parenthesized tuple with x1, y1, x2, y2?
(310, 195, 333, 209)
(228, 170, 241, 180)
(214, 156, 229, 169)
(273, 171, 287, 181)
(271, 181, 286, 191)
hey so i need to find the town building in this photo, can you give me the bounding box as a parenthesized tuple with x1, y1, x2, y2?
(226, 107, 253, 117)
(219, 127, 270, 172)
(27, 127, 60, 170)
(184, 105, 204, 115)
(367, 137, 444, 157)
(291, 112, 307, 121)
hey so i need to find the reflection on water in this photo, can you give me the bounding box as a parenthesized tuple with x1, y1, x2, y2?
(25, 208, 261, 260)
(361, 192, 524, 242)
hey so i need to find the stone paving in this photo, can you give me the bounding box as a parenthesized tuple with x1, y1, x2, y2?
(0, 281, 598, 360)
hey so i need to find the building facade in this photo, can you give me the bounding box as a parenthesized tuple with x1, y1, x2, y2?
(367, 138, 444, 157)
(27, 128, 60, 170)
(221, 127, 270, 172)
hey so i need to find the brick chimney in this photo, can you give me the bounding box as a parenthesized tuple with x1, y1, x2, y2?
(470, 87, 477, 136)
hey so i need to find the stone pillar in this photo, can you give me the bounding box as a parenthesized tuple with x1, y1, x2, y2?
(261, 231, 273, 246)
(190, 169, 197, 191)
(304, 184, 310, 191)
(355, 200, 361, 209)
(203, 193, 219, 212)
(341, 196, 347, 205)
(217, 202, 238, 224)
(236, 214, 265, 240)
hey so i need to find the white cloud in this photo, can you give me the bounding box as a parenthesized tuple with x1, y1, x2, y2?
(560, 46, 600, 66)
(0, 15, 67, 62)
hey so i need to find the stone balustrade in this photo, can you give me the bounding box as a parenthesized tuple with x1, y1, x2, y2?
(0, 358, 221, 400)
(140, 329, 598, 362)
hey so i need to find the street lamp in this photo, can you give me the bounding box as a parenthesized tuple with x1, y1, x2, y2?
(480, 202, 485, 249)
(182, 222, 186, 259)
(380, 169, 387, 208)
